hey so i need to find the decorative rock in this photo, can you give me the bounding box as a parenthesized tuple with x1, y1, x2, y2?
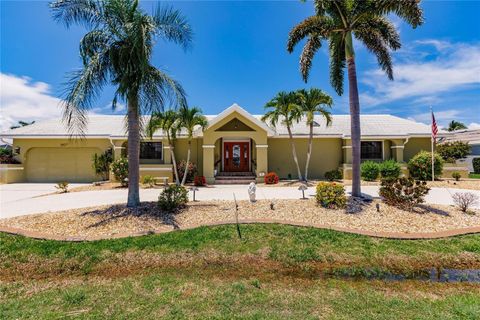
(248, 182, 257, 202)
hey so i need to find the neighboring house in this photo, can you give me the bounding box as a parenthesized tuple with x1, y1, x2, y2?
(0, 104, 447, 184)
(441, 129, 480, 172)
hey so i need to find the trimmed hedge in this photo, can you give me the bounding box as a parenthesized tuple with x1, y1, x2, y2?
(315, 182, 347, 209)
(379, 160, 401, 179)
(361, 161, 380, 181)
(408, 151, 443, 181)
(473, 158, 480, 174)
(324, 169, 343, 181)
(158, 185, 188, 211)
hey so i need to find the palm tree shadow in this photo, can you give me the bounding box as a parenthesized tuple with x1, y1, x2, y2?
(81, 202, 181, 229)
(415, 204, 450, 217)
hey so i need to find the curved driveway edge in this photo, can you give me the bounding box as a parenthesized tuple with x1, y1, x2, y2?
(1, 219, 480, 242)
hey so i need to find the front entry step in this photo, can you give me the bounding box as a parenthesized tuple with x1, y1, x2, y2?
(215, 172, 256, 184)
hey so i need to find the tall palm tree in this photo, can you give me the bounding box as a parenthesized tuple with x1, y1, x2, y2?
(287, 0, 423, 197)
(50, 0, 192, 207)
(298, 88, 333, 182)
(10, 120, 35, 130)
(147, 110, 181, 185)
(262, 91, 304, 181)
(447, 120, 467, 132)
(177, 106, 208, 185)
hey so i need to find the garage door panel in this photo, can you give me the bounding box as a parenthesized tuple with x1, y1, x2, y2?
(26, 148, 100, 183)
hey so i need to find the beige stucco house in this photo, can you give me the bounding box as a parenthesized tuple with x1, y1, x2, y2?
(1, 104, 447, 184)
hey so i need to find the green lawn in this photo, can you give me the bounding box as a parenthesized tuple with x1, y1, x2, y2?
(469, 173, 480, 179)
(1, 224, 480, 319)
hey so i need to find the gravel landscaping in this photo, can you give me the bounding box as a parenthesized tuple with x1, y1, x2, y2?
(1, 199, 479, 239)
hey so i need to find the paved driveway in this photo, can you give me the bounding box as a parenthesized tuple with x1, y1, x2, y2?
(1, 183, 479, 219)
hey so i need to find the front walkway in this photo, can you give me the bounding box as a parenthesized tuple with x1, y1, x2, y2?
(1, 183, 479, 219)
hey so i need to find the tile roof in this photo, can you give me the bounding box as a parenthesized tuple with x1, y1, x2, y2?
(1, 107, 432, 139)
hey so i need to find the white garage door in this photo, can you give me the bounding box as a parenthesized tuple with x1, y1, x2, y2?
(26, 147, 100, 183)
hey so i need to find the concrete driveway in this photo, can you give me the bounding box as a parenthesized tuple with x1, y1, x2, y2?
(1, 183, 479, 219)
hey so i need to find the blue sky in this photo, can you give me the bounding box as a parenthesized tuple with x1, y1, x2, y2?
(1, 0, 479, 132)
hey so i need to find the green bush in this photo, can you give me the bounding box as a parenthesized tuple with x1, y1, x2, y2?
(379, 160, 401, 179)
(324, 169, 343, 181)
(408, 151, 443, 181)
(436, 141, 470, 162)
(92, 149, 113, 181)
(177, 160, 197, 183)
(315, 182, 347, 209)
(111, 158, 128, 186)
(158, 185, 189, 211)
(451, 172, 461, 181)
(473, 158, 480, 174)
(379, 177, 430, 210)
(0, 148, 20, 164)
(361, 161, 380, 181)
(142, 175, 155, 188)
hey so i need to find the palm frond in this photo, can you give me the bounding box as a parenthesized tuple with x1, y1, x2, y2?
(373, 0, 424, 28)
(328, 34, 346, 95)
(300, 35, 322, 82)
(354, 30, 393, 80)
(287, 15, 334, 53)
(50, 0, 103, 28)
(354, 16, 401, 50)
(153, 4, 193, 50)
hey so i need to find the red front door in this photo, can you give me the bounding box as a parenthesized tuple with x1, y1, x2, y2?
(223, 141, 250, 172)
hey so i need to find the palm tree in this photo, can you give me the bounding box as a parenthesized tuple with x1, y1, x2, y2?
(10, 120, 35, 130)
(147, 110, 181, 185)
(262, 91, 304, 181)
(298, 88, 333, 182)
(447, 120, 467, 132)
(177, 106, 208, 185)
(50, 0, 192, 207)
(287, 0, 423, 197)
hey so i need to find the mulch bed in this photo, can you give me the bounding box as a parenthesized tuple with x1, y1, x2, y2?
(0, 199, 479, 240)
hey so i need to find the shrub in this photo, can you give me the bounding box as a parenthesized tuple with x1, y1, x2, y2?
(361, 161, 380, 181)
(473, 158, 480, 174)
(408, 151, 444, 181)
(92, 149, 113, 181)
(194, 175, 206, 186)
(379, 160, 401, 179)
(111, 158, 128, 186)
(452, 192, 479, 213)
(0, 148, 20, 164)
(315, 182, 347, 209)
(436, 141, 470, 162)
(324, 169, 343, 181)
(158, 185, 188, 211)
(379, 177, 430, 210)
(451, 172, 461, 181)
(264, 172, 279, 184)
(55, 181, 69, 193)
(177, 160, 197, 183)
(142, 175, 155, 188)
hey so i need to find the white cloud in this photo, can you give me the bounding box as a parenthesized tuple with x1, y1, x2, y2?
(360, 41, 480, 107)
(0, 73, 63, 132)
(469, 122, 480, 130)
(408, 109, 461, 125)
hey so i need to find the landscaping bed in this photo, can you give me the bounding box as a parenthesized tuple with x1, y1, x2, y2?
(1, 199, 479, 240)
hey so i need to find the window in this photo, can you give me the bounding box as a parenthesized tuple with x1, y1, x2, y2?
(361, 141, 382, 160)
(140, 142, 162, 160)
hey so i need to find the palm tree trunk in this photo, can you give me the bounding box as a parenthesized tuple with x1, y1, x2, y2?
(126, 96, 140, 207)
(170, 144, 180, 185)
(304, 122, 313, 182)
(347, 56, 362, 197)
(181, 140, 191, 186)
(287, 126, 303, 181)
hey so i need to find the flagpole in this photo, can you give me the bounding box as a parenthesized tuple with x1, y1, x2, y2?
(430, 106, 435, 182)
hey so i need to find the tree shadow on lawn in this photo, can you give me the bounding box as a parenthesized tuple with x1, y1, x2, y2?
(79, 201, 218, 230)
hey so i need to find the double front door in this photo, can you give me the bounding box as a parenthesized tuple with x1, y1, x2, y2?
(223, 141, 250, 172)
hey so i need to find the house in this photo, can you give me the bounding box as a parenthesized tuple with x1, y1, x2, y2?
(0, 104, 461, 184)
(441, 129, 480, 172)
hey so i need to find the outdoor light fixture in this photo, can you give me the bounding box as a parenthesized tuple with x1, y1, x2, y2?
(298, 184, 308, 199)
(14, 147, 20, 154)
(190, 187, 199, 201)
(376, 203, 380, 212)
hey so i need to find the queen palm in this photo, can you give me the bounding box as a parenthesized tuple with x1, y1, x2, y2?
(298, 88, 332, 182)
(262, 91, 304, 181)
(50, 0, 192, 207)
(287, 0, 423, 197)
(176, 107, 208, 185)
(447, 120, 467, 132)
(147, 110, 181, 185)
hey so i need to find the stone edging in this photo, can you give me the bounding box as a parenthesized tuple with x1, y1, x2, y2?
(1, 219, 480, 242)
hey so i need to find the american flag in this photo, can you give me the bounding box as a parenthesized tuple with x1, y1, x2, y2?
(431, 111, 438, 143)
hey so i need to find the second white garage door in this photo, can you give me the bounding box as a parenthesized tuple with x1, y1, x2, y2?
(26, 147, 101, 183)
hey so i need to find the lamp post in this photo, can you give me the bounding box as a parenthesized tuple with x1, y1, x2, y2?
(298, 184, 308, 200)
(190, 187, 199, 201)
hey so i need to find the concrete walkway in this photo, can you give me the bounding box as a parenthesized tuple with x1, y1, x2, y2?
(1, 183, 479, 219)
